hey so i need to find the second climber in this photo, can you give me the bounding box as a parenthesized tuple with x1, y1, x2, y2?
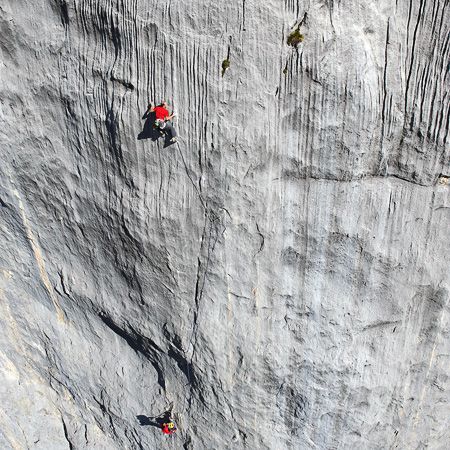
(161, 420, 177, 435)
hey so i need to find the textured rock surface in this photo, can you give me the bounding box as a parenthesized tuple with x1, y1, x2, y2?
(1, 0, 449, 449)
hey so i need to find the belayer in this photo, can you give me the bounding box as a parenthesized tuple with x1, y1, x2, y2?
(161, 419, 177, 435)
(147, 101, 177, 143)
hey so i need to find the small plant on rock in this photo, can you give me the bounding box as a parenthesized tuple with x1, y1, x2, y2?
(221, 59, 230, 77)
(287, 28, 304, 48)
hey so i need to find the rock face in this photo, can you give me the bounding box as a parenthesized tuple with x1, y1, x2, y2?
(1, 0, 449, 449)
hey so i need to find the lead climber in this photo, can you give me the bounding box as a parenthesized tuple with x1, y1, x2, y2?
(161, 420, 177, 435)
(147, 101, 177, 143)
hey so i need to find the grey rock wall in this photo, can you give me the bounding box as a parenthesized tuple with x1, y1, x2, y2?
(0, 0, 449, 449)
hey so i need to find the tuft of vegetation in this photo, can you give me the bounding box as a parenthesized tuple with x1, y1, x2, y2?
(287, 28, 304, 48)
(283, 67, 288, 75)
(221, 59, 230, 77)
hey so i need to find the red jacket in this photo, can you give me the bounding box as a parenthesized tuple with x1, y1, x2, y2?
(154, 106, 169, 120)
(162, 424, 176, 435)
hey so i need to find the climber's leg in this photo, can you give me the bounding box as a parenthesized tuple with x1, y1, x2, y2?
(164, 121, 177, 142)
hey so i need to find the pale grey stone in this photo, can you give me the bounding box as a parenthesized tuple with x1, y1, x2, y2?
(0, 0, 449, 449)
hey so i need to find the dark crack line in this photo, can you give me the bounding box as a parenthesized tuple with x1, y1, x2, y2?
(191, 217, 220, 341)
(404, 0, 426, 118)
(98, 313, 166, 390)
(183, 211, 222, 408)
(379, 19, 390, 174)
(254, 222, 265, 258)
(58, 271, 71, 298)
(274, 173, 432, 187)
(61, 417, 74, 450)
(362, 320, 401, 332)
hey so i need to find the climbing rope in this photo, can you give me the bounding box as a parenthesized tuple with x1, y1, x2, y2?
(165, 139, 226, 443)
(175, 141, 207, 210)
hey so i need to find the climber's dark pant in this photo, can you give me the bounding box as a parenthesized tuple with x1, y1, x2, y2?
(163, 121, 177, 139)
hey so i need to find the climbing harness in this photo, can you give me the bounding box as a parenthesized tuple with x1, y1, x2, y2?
(154, 118, 166, 129)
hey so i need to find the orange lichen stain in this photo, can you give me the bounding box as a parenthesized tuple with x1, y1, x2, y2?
(13, 189, 65, 323)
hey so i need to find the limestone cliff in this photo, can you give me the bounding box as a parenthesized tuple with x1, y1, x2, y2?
(0, 0, 449, 449)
